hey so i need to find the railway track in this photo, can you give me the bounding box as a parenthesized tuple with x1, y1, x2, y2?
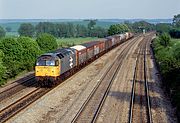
(0, 74, 36, 103)
(71, 36, 142, 123)
(0, 87, 51, 123)
(129, 34, 153, 123)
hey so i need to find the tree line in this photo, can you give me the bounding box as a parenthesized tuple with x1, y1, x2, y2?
(2, 16, 180, 39)
(156, 14, 180, 38)
(17, 20, 108, 38)
(0, 20, 159, 39)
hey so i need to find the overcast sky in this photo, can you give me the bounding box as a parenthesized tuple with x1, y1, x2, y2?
(0, 0, 180, 19)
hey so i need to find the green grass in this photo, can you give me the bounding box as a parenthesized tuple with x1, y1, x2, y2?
(171, 38, 180, 44)
(57, 37, 99, 48)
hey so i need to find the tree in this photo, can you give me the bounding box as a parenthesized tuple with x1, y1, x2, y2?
(159, 33, 171, 47)
(56, 23, 67, 37)
(36, 33, 58, 52)
(173, 14, 180, 28)
(132, 21, 155, 33)
(156, 23, 172, 34)
(76, 24, 88, 37)
(18, 23, 35, 37)
(66, 23, 76, 37)
(17, 37, 41, 70)
(169, 28, 180, 38)
(108, 24, 130, 35)
(0, 50, 6, 85)
(36, 22, 57, 37)
(124, 21, 133, 31)
(0, 26, 6, 38)
(0, 38, 25, 77)
(89, 26, 108, 38)
(170, 14, 180, 38)
(88, 20, 96, 30)
(173, 43, 180, 62)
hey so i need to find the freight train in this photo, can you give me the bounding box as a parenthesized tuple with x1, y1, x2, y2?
(35, 32, 133, 87)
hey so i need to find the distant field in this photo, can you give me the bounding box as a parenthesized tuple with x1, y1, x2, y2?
(57, 37, 99, 47)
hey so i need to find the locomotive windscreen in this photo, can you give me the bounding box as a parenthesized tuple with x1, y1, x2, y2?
(36, 55, 56, 66)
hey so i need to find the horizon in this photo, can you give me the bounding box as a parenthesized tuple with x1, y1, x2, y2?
(0, 18, 173, 25)
(0, 18, 173, 20)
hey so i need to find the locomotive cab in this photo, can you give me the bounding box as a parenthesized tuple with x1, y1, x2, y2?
(35, 53, 61, 85)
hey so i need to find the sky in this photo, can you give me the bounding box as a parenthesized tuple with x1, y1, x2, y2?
(0, 0, 180, 19)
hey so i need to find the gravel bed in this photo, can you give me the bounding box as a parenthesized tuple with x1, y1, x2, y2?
(146, 46, 177, 123)
(0, 72, 34, 93)
(96, 37, 143, 123)
(0, 86, 37, 111)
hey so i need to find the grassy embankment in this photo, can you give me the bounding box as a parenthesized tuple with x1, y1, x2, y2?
(152, 37, 180, 118)
(57, 37, 99, 47)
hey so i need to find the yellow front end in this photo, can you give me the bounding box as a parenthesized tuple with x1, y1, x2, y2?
(35, 66, 60, 77)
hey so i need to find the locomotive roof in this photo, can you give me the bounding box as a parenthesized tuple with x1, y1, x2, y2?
(37, 53, 57, 60)
(55, 48, 75, 56)
(38, 48, 76, 59)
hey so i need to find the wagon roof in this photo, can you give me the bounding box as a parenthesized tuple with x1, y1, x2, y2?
(70, 45, 86, 51)
(81, 41, 100, 47)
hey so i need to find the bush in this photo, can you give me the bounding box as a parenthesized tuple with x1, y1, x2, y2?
(159, 33, 171, 47)
(169, 28, 180, 38)
(156, 23, 172, 34)
(173, 43, 180, 62)
(108, 24, 130, 35)
(17, 37, 41, 70)
(36, 33, 58, 52)
(0, 50, 6, 85)
(152, 37, 180, 116)
(0, 37, 24, 78)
